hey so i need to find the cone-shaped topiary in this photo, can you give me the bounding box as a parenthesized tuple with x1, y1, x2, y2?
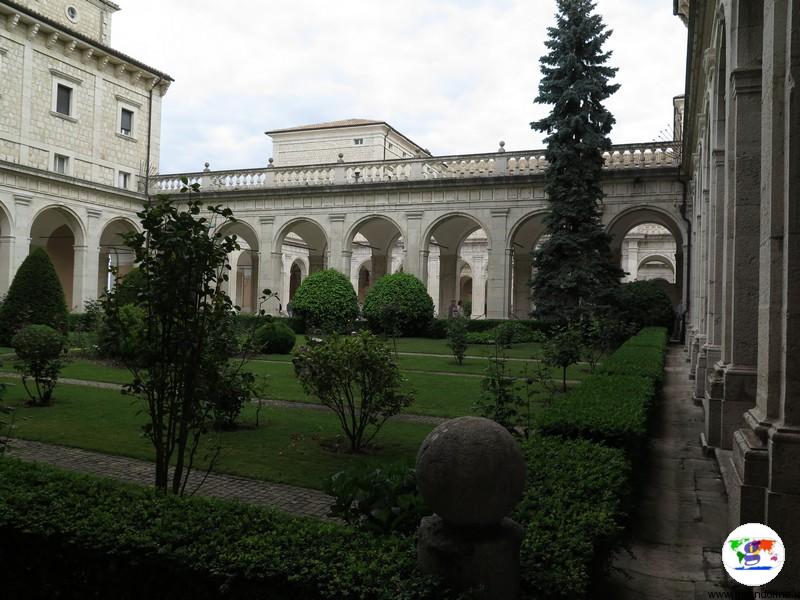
(290, 269, 359, 333)
(363, 272, 434, 336)
(0, 247, 69, 344)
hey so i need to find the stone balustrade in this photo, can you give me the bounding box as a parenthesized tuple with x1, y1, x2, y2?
(150, 142, 679, 193)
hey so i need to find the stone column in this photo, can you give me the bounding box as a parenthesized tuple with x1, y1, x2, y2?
(512, 252, 531, 319)
(258, 216, 281, 315)
(12, 194, 32, 272)
(404, 211, 424, 281)
(438, 253, 458, 318)
(485, 209, 510, 319)
(71, 244, 89, 311)
(0, 235, 15, 297)
(328, 214, 346, 274)
(719, 67, 762, 450)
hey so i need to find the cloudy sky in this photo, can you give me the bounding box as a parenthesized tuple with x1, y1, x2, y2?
(112, 0, 687, 175)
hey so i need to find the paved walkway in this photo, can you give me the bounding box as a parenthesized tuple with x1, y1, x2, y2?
(606, 345, 735, 599)
(6, 438, 335, 520)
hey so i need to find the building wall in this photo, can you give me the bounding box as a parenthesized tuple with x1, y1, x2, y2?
(14, 0, 114, 44)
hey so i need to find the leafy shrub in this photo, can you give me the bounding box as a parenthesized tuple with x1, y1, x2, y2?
(253, 319, 296, 354)
(290, 269, 359, 333)
(0, 247, 68, 344)
(111, 267, 147, 307)
(363, 273, 434, 336)
(326, 463, 429, 535)
(11, 324, 67, 405)
(543, 324, 583, 392)
(0, 459, 451, 600)
(208, 368, 259, 430)
(293, 332, 413, 452)
(96, 303, 146, 363)
(516, 436, 630, 599)
(464, 321, 543, 345)
(613, 281, 674, 330)
(445, 317, 468, 365)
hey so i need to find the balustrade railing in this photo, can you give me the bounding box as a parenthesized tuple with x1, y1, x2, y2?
(150, 142, 679, 193)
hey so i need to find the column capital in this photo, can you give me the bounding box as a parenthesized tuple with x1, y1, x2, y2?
(730, 67, 762, 96)
(13, 193, 32, 206)
(87, 209, 102, 219)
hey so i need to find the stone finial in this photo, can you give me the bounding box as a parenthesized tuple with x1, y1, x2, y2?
(337, 152, 344, 163)
(203, 162, 210, 172)
(267, 157, 274, 168)
(498, 141, 506, 153)
(416, 416, 525, 526)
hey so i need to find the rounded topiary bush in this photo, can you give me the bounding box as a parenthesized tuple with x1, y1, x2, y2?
(11, 324, 67, 405)
(290, 269, 359, 333)
(363, 272, 434, 336)
(253, 320, 296, 354)
(0, 247, 68, 345)
(614, 280, 675, 330)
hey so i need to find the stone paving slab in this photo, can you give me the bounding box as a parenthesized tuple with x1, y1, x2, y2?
(6, 438, 336, 521)
(605, 346, 740, 599)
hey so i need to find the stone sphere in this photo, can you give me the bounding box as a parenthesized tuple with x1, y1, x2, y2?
(416, 416, 526, 527)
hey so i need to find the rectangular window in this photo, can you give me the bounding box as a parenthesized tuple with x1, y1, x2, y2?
(55, 84, 72, 115)
(353, 138, 363, 145)
(120, 108, 133, 136)
(118, 171, 131, 189)
(54, 154, 69, 175)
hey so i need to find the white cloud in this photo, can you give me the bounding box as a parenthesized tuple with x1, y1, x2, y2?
(112, 0, 687, 173)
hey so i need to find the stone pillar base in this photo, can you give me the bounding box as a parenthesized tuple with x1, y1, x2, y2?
(417, 515, 524, 600)
(694, 344, 708, 400)
(704, 363, 725, 447)
(730, 428, 768, 530)
(720, 366, 757, 450)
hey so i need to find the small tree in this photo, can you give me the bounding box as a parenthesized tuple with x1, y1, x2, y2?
(474, 342, 521, 434)
(290, 269, 359, 334)
(292, 332, 413, 452)
(103, 180, 262, 494)
(362, 272, 434, 336)
(0, 247, 68, 344)
(543, 324, 583, 392)
(530, 0, 624, 324)
(11, 324, 67, 405)
(446, 316, 468, 365)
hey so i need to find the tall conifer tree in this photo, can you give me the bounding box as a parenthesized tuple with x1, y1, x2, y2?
(530, 0, 623, 323)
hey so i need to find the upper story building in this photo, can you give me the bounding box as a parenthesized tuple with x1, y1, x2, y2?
(0, 0, 171, 192)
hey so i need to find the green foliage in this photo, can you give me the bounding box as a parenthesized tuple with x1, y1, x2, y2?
(111, 267, 147, 307)
(291, 269, 360, 334)
(0, 459, 452, 600)
(536, 327, 668, 451)
(613, 280, 675, 330)
(363, 273, 434, 336)
(579, 317, 637, 373)
(293, 332, 413, 452)
(543, 324, 583, 392)
(530, 0, 623, 323)
(102, 181, 258, 495)
(326, 463, 429, 535)
(11, 324, 67, 405)
(96, 303, 146, 363)
(464, 321, 543, 345)
(0, 385, 13, 455)
(253, 319, 296, 354)
(0, 247, 69, 344)
(516, 436, 630, 598)
(445, 317, 468, 365)
(207, 368, 259, 431)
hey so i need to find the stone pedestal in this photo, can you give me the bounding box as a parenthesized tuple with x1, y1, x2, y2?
(693, 341, 708, 400)
(720, 365, 757, 450)
(704, 362, 725, 447)
(731, 428, 768, 529)
(418, 516, 524, 600)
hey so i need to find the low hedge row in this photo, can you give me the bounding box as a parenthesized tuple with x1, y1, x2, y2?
(0, 459, 451, 600)
(535, 327, 668, 452)
(516, 436, 630, 598)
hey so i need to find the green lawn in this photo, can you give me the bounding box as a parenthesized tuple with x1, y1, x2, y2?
(4, 380, 433, 490)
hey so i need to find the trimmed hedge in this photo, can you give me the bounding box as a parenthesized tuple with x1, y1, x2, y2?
(0, 458, 451, 600)
(516, 436, 630, 598)
(253, 320, 296, 354)
(290, 269, 360, 333)
(363, 273, 434, 336)
(535, 327, 668, 452)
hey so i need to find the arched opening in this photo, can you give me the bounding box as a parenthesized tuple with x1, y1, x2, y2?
(459, 262, 473, 317)
(275, 219, 328, 310)
(607, 214, 684, 307)
(0, 203, 14, 296)
(507, 212, 548, 319)
(217, 221, 260, 314)
(30, 207, 85, 310)
(98, 218, 137, 298)
(346, 216, 403, 294)
(424, 215, 488, 318)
